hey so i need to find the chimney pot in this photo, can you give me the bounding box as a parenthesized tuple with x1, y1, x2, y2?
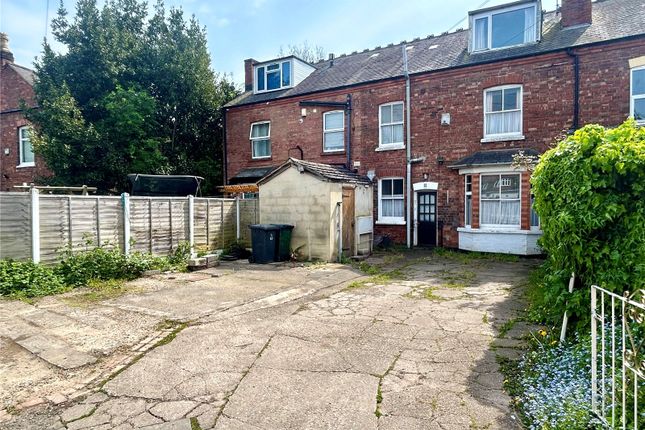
(561, 0, 592, 28)
(244, 58, 257, 92)
(0, 32, 14, 65)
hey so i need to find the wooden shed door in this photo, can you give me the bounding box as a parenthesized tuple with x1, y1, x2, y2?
(342, 187, 355, 256)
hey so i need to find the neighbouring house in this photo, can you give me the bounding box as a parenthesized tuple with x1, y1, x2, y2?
(258, 158, 373, 261)
(0, 33, 50, 191)
(223, 0, 645, 255)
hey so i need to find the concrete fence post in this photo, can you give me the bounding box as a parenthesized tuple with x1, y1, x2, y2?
(121, 193, 131, 255)
(30, 187, 40, 263)
(236, 197, 241, 241)
(188, 195, 195, 256)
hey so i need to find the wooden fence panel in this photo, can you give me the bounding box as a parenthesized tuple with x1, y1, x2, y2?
(0, 194, 258, 262)
(0, 193, 31, 260)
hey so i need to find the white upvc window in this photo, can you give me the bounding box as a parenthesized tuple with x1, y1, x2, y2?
(483, 85, 523, 140)
(631, 65, 645, 125)
(323, 110, 344, 152)
(249, 121, 271, 159)
(465, 175, 473, 227)
(480, 173, 521, 227)
(255, 60, 292, 93)
(378, 102, 404, 149)
(18, 126, 35, 167)
(471, 2, 538, 52)
(378, 178, 405, 224)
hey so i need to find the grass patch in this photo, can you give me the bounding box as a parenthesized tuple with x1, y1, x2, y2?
(423, 287, 445, 301)
(62, 279, 136, 307)
(154, 322, 188, 347)
(437, 268, 476, 289)
(344, 266, 406, 291)
(498, 318, 519, 338)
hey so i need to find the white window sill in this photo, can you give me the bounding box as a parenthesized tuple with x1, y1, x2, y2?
(375, 144, 405, 152)
(323, 149, 345, 154)
(251, 156, 271, 160)
(480, 134, 525, 143)
(17, 163, 35, 168)
(376, 219, 406, 226)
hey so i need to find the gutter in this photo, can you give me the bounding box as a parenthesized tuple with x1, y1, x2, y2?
(566, 48, 580, 131)
(403, 44, 412, 249)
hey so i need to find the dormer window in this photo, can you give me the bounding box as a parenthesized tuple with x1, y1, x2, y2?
(470, 2, 540, 52)
(251, 56, 316, 95)
(256, 61, 291, 93)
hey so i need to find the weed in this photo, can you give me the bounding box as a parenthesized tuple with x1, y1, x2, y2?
(62, 279, 134, 307)
(375, 384, 383, 417)
(498, 318, 518, 338)
(190, 417, 203, 430)
(423, 287, 445, 301)
(433, 247, 519, 263)
(154, 322, 188, 347)
(482, 312, 489, 324)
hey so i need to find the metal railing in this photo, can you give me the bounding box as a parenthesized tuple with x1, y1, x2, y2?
(591, 285, 645, 429)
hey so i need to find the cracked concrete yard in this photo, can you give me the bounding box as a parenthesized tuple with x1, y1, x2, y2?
(1, 251, 539, 429)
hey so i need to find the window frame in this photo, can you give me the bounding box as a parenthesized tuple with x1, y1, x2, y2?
(465, 175, 473, 228)
(630, 65, 645, 125)
(483, 84, 524, 140)
(377, 177, 405, 225)
(378, 101, 405, 150)
(254, 60, 293, 94)
(479, 173, 522, 228)
(322, 110, 345, 153)
(17, 126, 35, 168)
(471, 2, 538, 53)
(249, 121, 271, 160)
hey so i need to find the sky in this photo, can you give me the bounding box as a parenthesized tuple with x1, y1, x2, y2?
(1, 0, 558, 86)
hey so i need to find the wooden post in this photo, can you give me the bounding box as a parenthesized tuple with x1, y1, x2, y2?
(122, 193, 131, 255)
(188, 195, 195, 256)
(30, 188, 40, 263)
(236, 197, 241, 241)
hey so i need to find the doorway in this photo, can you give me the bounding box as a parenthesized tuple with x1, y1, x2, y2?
(342, 187, 355, 255)
(417, 191, 437, 246)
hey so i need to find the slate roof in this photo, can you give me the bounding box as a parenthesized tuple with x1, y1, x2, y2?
(259, 158, 372, 185)
(227, 0, 645, 108)
(449, 148, 540, 168)
(8, 63, 35, 86)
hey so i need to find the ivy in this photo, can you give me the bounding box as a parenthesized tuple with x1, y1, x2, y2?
(530, 119, 645, 328)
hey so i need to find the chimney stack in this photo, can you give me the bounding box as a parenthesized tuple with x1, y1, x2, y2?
(561, 0, 592, 28)
(244, 58, 257, 92)
(0, 32, 14, 65)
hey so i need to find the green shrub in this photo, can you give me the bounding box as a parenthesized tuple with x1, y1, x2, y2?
(531, 120, 645, 327)
(0, 260, 66, 298)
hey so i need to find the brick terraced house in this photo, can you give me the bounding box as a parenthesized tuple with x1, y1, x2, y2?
(0, 33, 49, 192)
(223, 0, 645, 255)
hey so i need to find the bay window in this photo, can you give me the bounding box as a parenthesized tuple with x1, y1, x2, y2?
(484, 85, 523, 139)
(250, 121, 271, 159)
(480, 174, 520, 226)
(465, 175, 472, 227)
(323, 110, 344, 152)
(378, 178, 404, 223)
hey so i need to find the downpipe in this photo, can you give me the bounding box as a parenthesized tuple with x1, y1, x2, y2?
(403, 45, 412, 248)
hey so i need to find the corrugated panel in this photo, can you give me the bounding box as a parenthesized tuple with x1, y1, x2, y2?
(0, 193, 31, 260)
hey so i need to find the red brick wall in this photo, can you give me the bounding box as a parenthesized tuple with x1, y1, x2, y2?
(561, 0, 592, 28)
(225, 38, 645, 247)
(0, 64, 50, 191)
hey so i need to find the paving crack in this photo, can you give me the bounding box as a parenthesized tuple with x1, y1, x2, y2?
(375, 351, 402, 419)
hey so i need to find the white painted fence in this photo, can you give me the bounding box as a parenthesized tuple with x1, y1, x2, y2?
(0, 190, 259, 264)
(591, 285, 645, 429)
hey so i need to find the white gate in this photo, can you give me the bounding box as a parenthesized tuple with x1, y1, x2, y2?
(591, 285, 645, 429)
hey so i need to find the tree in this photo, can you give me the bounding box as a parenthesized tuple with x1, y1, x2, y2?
(530, 119, 645, 328)
(28, 0, 239, 194)
(278, 41, 326, 64)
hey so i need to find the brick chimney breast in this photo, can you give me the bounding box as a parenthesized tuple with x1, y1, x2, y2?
(561, 0, 592, 28)
(0, 32, 15, 65)
(244, 58, 257, 92)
